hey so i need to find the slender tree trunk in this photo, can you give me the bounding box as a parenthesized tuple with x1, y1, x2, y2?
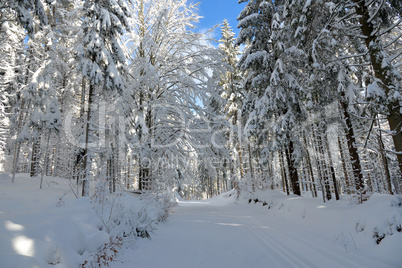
(377, 122, 393, 194)
(285, 140, 300, 196)
(248, 143, 254, 191)
(312, 125, 331, 201)
(80, 78, 86, 117)
(127, 156, 131, 190)
(324, 134, 340, 200)
(209, 176, 213, 198)
(303, 134, 317, 197)
(40, 132, 51, 189)
(235, 111, 244, 181)
(30, 139, 40, 177)
(82, 83, 94, 197)
(338, 135, 351, 195)
(279, 150, 289, 195)
(339, 98, 365, 200)
(50, 145, 56, 177)
(107, 158, 112, 193)
(111, 153, 115, 193)
(269, 152, 275, 190)
(139, 165, 143, 191)
(112, 132, 118, 193)
(301, 159, 309, 193)
(12, 143, 21, 183)
(238, 144, 244, 180)
(216, 168, 221, 195)
(311, 128, 326, 202)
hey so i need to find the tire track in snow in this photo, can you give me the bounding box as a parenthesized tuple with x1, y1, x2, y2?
(234, 214, 316, 268)
(237, 205, 389, 268)
(270, 216, 391, 268)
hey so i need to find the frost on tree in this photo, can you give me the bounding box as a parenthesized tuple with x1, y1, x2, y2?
(123, 0, 222, 193)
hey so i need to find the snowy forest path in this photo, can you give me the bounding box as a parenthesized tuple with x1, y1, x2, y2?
(111, 195, 391, 268)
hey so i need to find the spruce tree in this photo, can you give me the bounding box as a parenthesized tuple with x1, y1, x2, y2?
(218, 19, 245, 182)
(77, 0, 130, 196)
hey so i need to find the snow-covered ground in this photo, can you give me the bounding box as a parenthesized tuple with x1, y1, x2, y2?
(1, 173, 401, 268)
(0, 173, 170, 268)
(112, 191, 402, 268)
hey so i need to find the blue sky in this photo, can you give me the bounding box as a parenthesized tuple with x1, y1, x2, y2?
(192, 0, 247, 38)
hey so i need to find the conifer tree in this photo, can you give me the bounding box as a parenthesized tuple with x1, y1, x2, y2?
(236, 0, 309, 195)
(351, 0, 402, 174)
(5, 0, 48, 37)
(77, 0, 130, 196)
(218, 19, 245, 182)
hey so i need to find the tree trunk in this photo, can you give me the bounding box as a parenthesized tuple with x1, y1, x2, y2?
(12, 143, 21, 183)
(108, 158, 112, 193)
(112, 149, 116, 193)
(50, 145, 56, 177)
(269, 152, 275, 190)
(139, 163, 150, 191)
(339, 98, 365, 200)
(80, 78, 86, 117)
(235, 111, 244, 180)
(303, 135, 317, 197)
(312, 125, 332, 201)
(377, 121, 393, 194)
(82, 83, 94, 197)
(112, 139, 117, 193)
(324, 134, 340, 200)
(338, 136, 352, 195)
(40, 132, 51, 189)
(238, 143, 244, 180)
(279, 150, 289, 195)
(248, 143, 254, 191)
(285, 140, 301, 196)
(127, 156, 131, 190)
(30, 139, 40, 177)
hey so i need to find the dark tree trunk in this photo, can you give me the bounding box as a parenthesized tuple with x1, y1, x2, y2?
(30, 139, 40, 177)
(324, 134, 340, 200)
(280, 150, 290, 195)
(285, 140, 301, 196)
(303, 135, 317, 197)
(82, 82, 94, 197)
(338, 136, 352, 195)
(339, 98, 365, 199)
(313, 125, 332, 201)
(108, 158, 112, 193)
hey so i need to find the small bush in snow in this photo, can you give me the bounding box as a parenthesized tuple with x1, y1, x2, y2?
(136, 192, 176, 238)
(91, 185, 139, 239)
(81, 236, 122, 268)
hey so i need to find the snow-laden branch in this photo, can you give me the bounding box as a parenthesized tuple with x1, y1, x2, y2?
(367, 0, 385, 24)
(377, 19, 402, 37)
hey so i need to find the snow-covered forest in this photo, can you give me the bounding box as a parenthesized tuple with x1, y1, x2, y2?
(0, 0, 401, 267)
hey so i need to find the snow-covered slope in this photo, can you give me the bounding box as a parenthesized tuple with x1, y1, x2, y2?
(241, 190, 402, 266)
(0, 173, 171, 268)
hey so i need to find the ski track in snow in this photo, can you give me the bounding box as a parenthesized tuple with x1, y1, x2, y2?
(112, 196, 395, 268)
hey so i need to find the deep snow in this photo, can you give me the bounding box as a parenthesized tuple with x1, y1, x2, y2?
(0, 173, 168, 268)
(1, 173, 402, 268)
